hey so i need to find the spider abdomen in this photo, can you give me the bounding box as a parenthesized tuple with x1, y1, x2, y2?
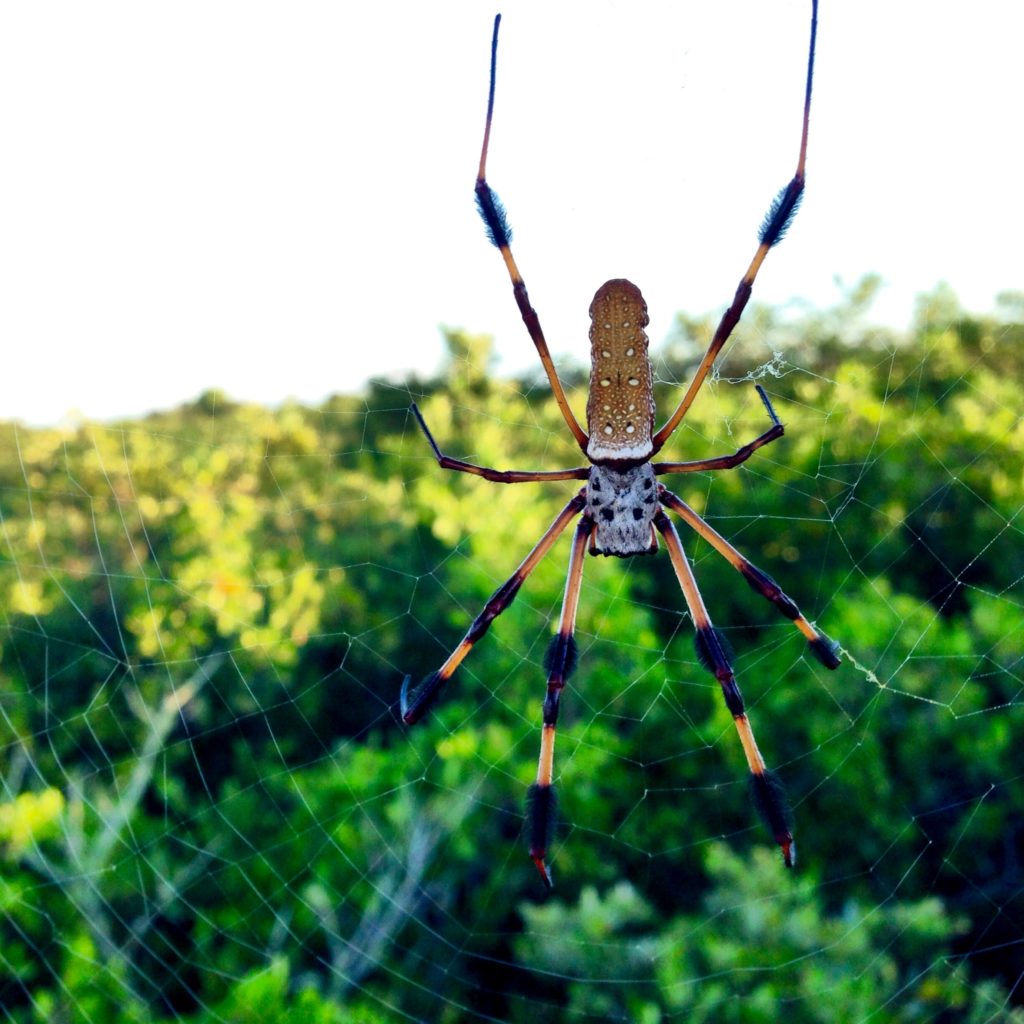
(585, 279, 656, 462)
(587, 462, 659, 557)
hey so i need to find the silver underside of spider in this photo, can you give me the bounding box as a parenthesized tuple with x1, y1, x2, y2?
(586, 463, 659, 556)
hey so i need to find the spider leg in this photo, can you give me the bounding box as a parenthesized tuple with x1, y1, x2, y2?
(654, 509, 796, 868)
(651, 0, 818, 454)
(401, 491, 586, 725)
(653, 385, 784, 475)
(658, 487, 840, 668)
(527, 513, 593, 887)
(411, 403, 590, 484)
(474, 15, 589, 453)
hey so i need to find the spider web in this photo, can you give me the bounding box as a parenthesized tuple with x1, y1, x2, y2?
(2, 279, 1023, 1024)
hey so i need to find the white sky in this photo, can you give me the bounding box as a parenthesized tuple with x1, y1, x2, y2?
(1, 1, 1021, 426)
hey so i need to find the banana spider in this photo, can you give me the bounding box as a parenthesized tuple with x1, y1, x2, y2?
(402, 1, 838, 886)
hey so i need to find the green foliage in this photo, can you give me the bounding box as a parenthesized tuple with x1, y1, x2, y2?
(1, 283, 1022, 1021)
(515, 844, 1024, 1024)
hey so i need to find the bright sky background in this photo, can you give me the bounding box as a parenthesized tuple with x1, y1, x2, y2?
(1, 1, 1021, 426)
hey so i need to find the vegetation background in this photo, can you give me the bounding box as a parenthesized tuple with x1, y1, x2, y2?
(2, 279, 1022, 1022)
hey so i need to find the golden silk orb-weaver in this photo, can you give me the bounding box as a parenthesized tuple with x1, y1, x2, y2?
(401, 1, 839, 887)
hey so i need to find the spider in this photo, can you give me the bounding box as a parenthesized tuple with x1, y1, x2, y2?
(401, 1, 839, 886)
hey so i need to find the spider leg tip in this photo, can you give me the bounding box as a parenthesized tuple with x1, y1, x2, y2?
(399, 670, 445, 725)
(399, 674, 418, 725)
(531, 855, 554, 889)
(783, 838, 797, 869)
(808, 634, 841, 670)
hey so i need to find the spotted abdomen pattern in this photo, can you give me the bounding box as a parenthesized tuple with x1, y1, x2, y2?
(585, 279, 656, 463)
(587, 462, 659, 557)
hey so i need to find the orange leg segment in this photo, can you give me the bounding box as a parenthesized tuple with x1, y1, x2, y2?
(654, 510, 796, 867)
(527, 514, 593, 887)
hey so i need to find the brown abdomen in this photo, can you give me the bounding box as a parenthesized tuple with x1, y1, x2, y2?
(585, 279, 655, 463)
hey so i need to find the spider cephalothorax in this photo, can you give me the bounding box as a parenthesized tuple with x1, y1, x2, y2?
(586, 460, 659, 557)
(401, 2, 839, 887)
